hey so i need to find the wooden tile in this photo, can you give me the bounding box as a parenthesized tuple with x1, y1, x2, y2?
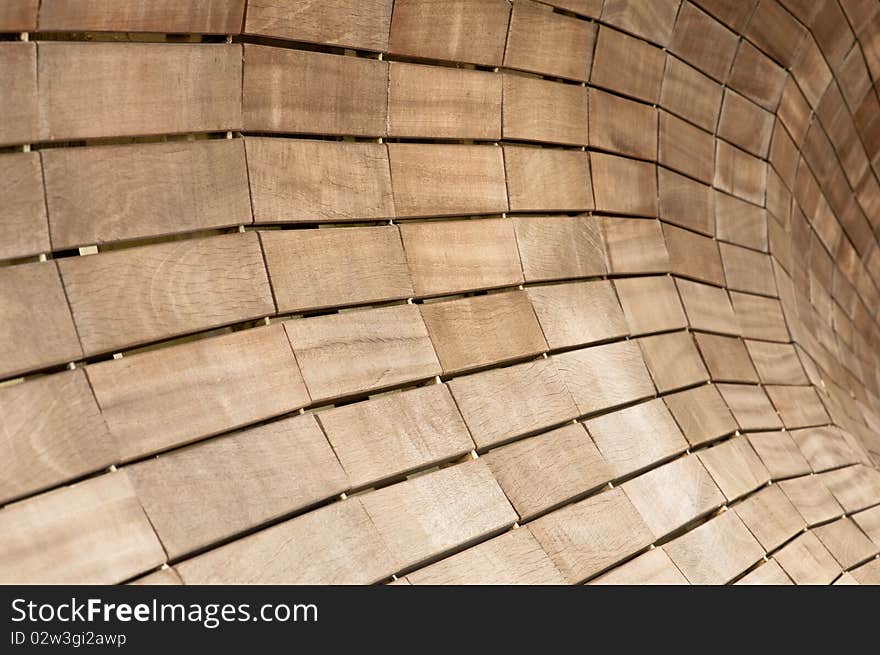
(659, 111, 715, 184)
(851, 559, 880, 584)
(727, 40, 787, 111)
(715, 140, 767, 206)
(420, 290, 547, 375)
(39, 0, 245, 33)
(44, 140, 251, 250)
(588, 87, 657, 159)
(527, 281, 627, 350)
(717, 383, 783, 430)
(638, 332, 709, 393)
(449, 358, 579, 450)
(660, 55, 723, 132)
(0, 0, 37, 31)
(765, 385, 830, 428)
(484, 423, 611, 520)
(658, 167, 714, 236)
(664, 384, 738, 446)
(790, 426, 860, 472)
(663, 223, 725, 286)
(514, 215, 606, 281)
(554, 340, 655, 415)
(0, 152, 48, 260)
(176, 498, 396, 584)
(668, 2, 737, 81)
(242, 45, 386, 136)
(676, 278, 739, 334)
(590, 26, 665, 103)
(735, 560, 792, 585)
(0, 261, 82, 378)
(38, 43, 241, 141)
(591, 547, 689, 585)
(774, 531, 841, 585)
(389, 63, 502, 139)
(591, 153, 658, 216)
(130, 568, 182, 586)
(407, 527, 565, 585)
(698, 436, 771, 501)
(747, 431, 812, 479)
(624, 455, 724, 540)
(504, 146, 594, 212)
(601, 218, 669, 274)
(791, 38, 833, 110)
(244, 0, 391, 50)
(715, 192, 768, 252)
(87, 324, 309, 461)
(586, 398, 688, 478)
(285, 304, 440, 402)
(718, 89, 774, 157)
(361, 459, 517, 571)
(778, 475, 844, 526)
(529, 488, 653, 583)
(388, 0, 511, 67)
(0, 370, 115, 504)
(503, 74, 588, 145)
(744, 0, 807, 69)
(245, 138, 393, 224)
(538, 0, 602, 16)
(614, 276, 688, 335)
(833, 572, 860, 585)
(601, 0, 680, 45)
(401, 219, 522, 296)
(719, 243, 777, 296)
(390, 143, 508, 217)
(695, 333, 759, 383)
(59, 233, 274, 356)
(820, 465, 880, 513)
(504, 0, 594, 81)
(730, 291, 789, 341)
(0, 473, 164, 584)
(734, 485, 806, 551)
(853, 506, 880, 546)
(129, 414, 348, 559)
(814, 518, 879, 569)
(0, 43, 38, 146)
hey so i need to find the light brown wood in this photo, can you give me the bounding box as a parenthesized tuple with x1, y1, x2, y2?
(39, 0, 245, 33)
(745, 0, 807, 70)
(638, 332, 710, 393)
(527, 281, 628, 350)
(513, 215, 606, 282)
(0, 0, 36, 31)
(851, 559, 880, 584)
(790, 427, 860, 472)
(765, 385, 830, 428)
(853, 506, 880, 547)
(503, 74, 588, 146)
(591, 25, 665, 103)
(0, 152, 49, 260)
(715, 140, 767, 206)
(697, 436, 771, 501)
(715, 192, 768, 252)
(718, 88, 774, 157)
(774, 531, 841, 585)
(285, 304, 441, 402)
(663, 384, 738, 446)
(589, 87, 657, 160)
(658, 167, 715, 236)
(660, 55, 723, 132)
(695, 333, 759, 383)
(717, 383, 783, 431)
(0, 43, 38, 146)
(747, 431, 812, 480)
(778, 475, 844, 526)
(730, 292, 789, 342)
(734, 484, 806, 551)
(676, 278, 740, 335)
(591, 153, 658, 216)
(663, 223, 725, 286)
(601, 0, 679, 45)
(590, 547, 689, 585)
(504, 146, 594, 212)
(718, 243, 777, 296)
(0, 472, 165, 584)
(668, 1, 738, 82)
(814, 518, 879, 569)
(614, 276, 688, 335)
(601, 218, 670, 274)
(735, 560, 793, 585)
(659, 110, 715, 184)
(819, 465, 880, 513)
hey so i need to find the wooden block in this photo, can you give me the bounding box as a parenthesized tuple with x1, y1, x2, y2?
(660, 55, 723, 132)
(623, 455, 725, 540)
(588, 88, 656, 160)
(285, 304, 440, 402)
(590, 547, 689, 585)
(130, 568, 183, 586)
(0, 261, 82, 379)
(734, 485, 806, 551)
(693, 0, 756, 31)
(361, 459, 517, 571)
(730, 292, 789, 341)
(59, 233, 274, 356)
(262, 226, 412, 312)
(698, 436, 770, 501)
(529, 488, 654, 583)
(0, 473, 164, 584)
(718, 89, 774, 157)
(715, 140, 767, 206)
(503, 0, 595, 81)
(814, 518, 879, 569)
(747, 431, 811, 479)
(388, 0, 511, 67)
(744, 0, 806, 69)
(389, 63, 501, 139)
(390, 143, 508, 217)
(87, 324, 309, 461)
(601, 218, 669, 274)
(791, 426, 859, 472)
(553, 340, 655, 415)
(676, 278, 740, 334)
(176, 498, 396, 584)
(245, 137, 393, 224)
(851, 559, 880, 584)
(820, 465, 880, 513)
(715, 192, 768, 252)
(765, 385, 830, 429)
(658, 167, 714, 236)
(448, 358, 579, 449)
(0, 0, 37, 31)
(638, 332, 710, 393)
(0, 152, 49, 260)
(242, 45, 386, 136)
(778, 475, 843, 526)
(504, 146, 594, 212)
(774, 531, 841, 585)
(0, 42, 38, 146)
(735, 560, 792, 585)
(664, 510, 764, 584)
(527, 281, 627, 350)
(662, 223, 725, 285)
(407, 526, 565, 584)
(659, 111, 715, 184)
(591, 25, 664, 103)
(44, 139, 251, 250)
(401, 219, 522, 296)
(695, 333, 759, 383)
(614, 276, 688, 335)
(591, 153, 658, 216)
(420, 290, 547, 375)
(244, 0, 391, 50)
(38, 43, 241, 141)
(663, 384, 738, 446)
(668, 1, 738, 82)
(727, 40, 786, 112)
(513, 215, 605, 282)
(503, 74, 588, 145)
(0, 370, 115, 504)
(853, 506, 880, 546)
(719, 243, 777, 296)
(39, 0, 245, 33)
(601, 0, 679, 45)
(717, 383, 783, 431)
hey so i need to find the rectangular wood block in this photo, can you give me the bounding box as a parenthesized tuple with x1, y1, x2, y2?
(262, 226, 412, 312)
(591, 153, 658, 216)
(676, 278, 740, 334)
(734, 485, 805, 552)
(44, 139, 252, 250)
(0, 0, 37, 31)
(669, 1, 738, 82)
(503, 74, 588, 145)
(284, 304, 441, 402)
(245, 137, 393, 223)
(717, 383, 784, 431)
(715, 140, 767, 205)
(638, 331, 710, 393)
(242, 45, 387, 136)
(778, 475, 844, 526)
(602, 218, 669, 274)
(747, 431, 811, 479)
(591, 547, 689, 585)
(590, 25, 665, 103)
(86, 324, 310, 461)
(389, 143, 508, 217)
(660, 55, 723, 132)
(0, 42, 38, 146)
(727, 40, 787, 112)
(715, 192, 768, 252)
(38, 0, 246, 33)
(589, 88, 657, 159)
(38, 43, 241, 141)
(659, 110, 715, 184)
(745, 0, 807, 70)
(663, 384, 738, 447)
(504, 146, 594, 212)
(695, 332, 759, 383)
(814, 518, 879, 569)
(774, 531, 841, 585)
(614, 276, 688, 335)
(765, 385, 830, 428)
(730, 291, 789, 341)
(719, 242, 777, 296)
(790, 426, 859, 472)
(58, 232, 274, 356)
(527, 280, 628, 350)
(0, 151, 49, 260)
(820, 465, 880, 513)
(420, 290, 547, 375)
(662, 222, 725, 285)
(853, 506, 880, 547)
(513, 215, 605, 281)
(659, 167, 714, 236)
(697, 436, 771, 501)
(601, 0, 679, 45)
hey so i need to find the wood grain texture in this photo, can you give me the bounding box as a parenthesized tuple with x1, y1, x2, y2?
(676, 278, 740, 335)
(614, 276, 688, 335)
(659, 110, 715, 184)
(0, 42, 38, 146)
(717, 383, 784, 431)
(242, 45, 387, 136)
(736, 560, 792, 585)
(853, 505, 880, 547)
(765, 385, 830, 428)
(317, 384, 473, 489)
(44, 139, 251, 250)
(0, 261, 82, 379)
(745, 0, 807, 70)
(504, 146, 594, 212)
(527, 281, 628, 350)
(0, 370, 115, 504)
(660, 55, 723, 132)
(591, 153, 658, 216)
(262, 226, 412, 312)
(790, 426, 859, 472)
(715, 192, 768, 252)
(695, 333, 759, 383)
(0, 151, 49, 260)
(730, 292, 790, 342)
(513, 215, 605, 282)
(59, 232, 274, 356)
(747, 431, 812, 479)
(851, 559, 880, 584)
(401, 219, 522, 296)
(244, 0, 392, 50)
(38, 43, 242, 141)
(669, 1, 738, 82)
(718, 87, 774, 157)
(774, 531, 841, 585)
(601, 218, 670, 274)
(448, 358, 579, 449)
(601, 0, 680, 45)
(590, 547, 689, 585)
(663, 384, 738, 447)
(420, 291, 547, 375)
(503, 74, 588, 146)
(814, 518, 879, 569)
(715, 140, 767, 206)
(697, 436, 770, 501)
(820, 465, 880, 513)
(778, 475, 844, 526)
(589, 87, 658, 159)
(176, 498, 396, 584)
(390, 143, 508, 217)
(38, 0, 245, 33)
(734, 484, 805, 551)
(0, 0, 37, 31)
(638, 332, 710, 393)
(591, 25, 665, 103)
(0, 473, 164, 584)
(718, 242, 777, 296)
(245, 137, 393, 223)
(129, 414, 347, 559)
(662, 223, 725, 286)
